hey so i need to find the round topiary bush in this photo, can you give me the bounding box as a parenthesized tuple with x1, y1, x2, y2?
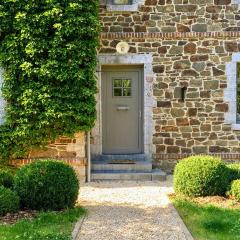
(229, 179, 240, 201)
(227, 164, 240, 182)
(174, 155, 229, 197)
(0, 170, 14, 189)
(0, 186, 20, 216)
(14, 160, 79, 211)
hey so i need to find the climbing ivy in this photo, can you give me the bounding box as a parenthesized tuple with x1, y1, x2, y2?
(0, 0, 100, 160)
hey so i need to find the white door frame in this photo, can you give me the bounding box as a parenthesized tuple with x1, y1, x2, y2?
(91, 54, 155, 159)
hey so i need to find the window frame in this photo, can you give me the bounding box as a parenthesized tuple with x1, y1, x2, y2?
(237, 62, 240, 123)
(111, 0, 132, 5)
(224, 54, 240, 130)
(112, 78, 132, 98)
(105, 0, 144, 12)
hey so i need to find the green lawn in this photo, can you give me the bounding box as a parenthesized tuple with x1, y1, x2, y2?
(172, 198, 240, 240)
(0, 207, 85, 240)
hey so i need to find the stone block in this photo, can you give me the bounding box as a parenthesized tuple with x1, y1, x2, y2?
(184, 43, 196, 54)
(166, 146, 180, 153)
(215, 103, 229, 112)
(193, 146, 208, 154)
(209, 146, 230, 153)
(175, 5, 197, 12)
(157, 101, 171, 107)
(171, 108, 185, 117)
(173, 60, 191, 69)
(190, 55, 209, 62)
(176, 118, 189, 126)
(204, 80, 219, 90)
(192, 24, 207, 32)
(29, 148, 58, 158)
(169, 46, 183, 55)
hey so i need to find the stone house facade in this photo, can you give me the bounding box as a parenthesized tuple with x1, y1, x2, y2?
(94, 0, 240, 171)
(2, 0, 240, 180)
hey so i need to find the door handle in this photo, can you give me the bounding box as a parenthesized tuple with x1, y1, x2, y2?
(116, 106, 130, 111)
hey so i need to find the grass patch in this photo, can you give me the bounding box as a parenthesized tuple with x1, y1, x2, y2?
(172, 196, 240, 240)
(0, 207, 85, 240)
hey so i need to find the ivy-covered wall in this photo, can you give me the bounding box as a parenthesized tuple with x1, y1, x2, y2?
(0, 0, 100, 161)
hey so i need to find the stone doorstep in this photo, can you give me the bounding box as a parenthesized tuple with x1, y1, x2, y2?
(91, 169, 167, 181)
(97, 154, 149, 161)
(92, 161, 152, 172)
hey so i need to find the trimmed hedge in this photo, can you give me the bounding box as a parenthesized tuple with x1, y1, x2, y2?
(14, 160, 79, 211)
(0, 0, 100, 160)
(227, 164, 240, 182)
(0, 186, 20, 216)
(229, 179, 240, 201)
(0, 170, 14, 189)
(174, 155, 229, 197)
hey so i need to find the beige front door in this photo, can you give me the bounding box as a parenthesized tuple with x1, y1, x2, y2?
(102, 66, 143, 154)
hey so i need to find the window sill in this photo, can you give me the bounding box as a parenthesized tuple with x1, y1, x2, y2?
(106, 3, 139, 11)
(232, 124, 240, 130)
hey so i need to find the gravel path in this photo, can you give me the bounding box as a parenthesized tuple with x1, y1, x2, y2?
(76, 176, 193, 240)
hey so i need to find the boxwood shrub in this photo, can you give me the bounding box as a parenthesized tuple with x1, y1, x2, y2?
(14, 160, 79, 211)
(0, 186, 20, 216)
(0, 170, 14, 189)
(229, 179, 240, 201)
(174, 155, 229, 197)
(227, 164, 240, 182)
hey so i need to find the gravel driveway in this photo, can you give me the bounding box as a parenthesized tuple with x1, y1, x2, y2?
(76, 176, 193, 240)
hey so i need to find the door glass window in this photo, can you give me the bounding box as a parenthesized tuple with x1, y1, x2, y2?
(113, 79, 132, 97)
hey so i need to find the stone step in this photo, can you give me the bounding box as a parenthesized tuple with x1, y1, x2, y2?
(91, 169, 167, 181)
(91, 161, 152, 172)
(96, 154, 148, 162)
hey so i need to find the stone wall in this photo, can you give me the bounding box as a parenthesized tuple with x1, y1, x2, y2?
(99, 0, 240, 170)
(29, 132, 86, 159)
(100, 0, 240, 35)
(28, 132, 87, 182)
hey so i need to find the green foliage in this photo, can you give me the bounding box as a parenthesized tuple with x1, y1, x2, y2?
(227, 164, 240, 182)
(19, 232, 70, 240)
(0, 186, 20, 216)
(14, 160, 79, 211)
(0, 0, 100, 160)
(0, 169, 14, 188)
(174, 155, 229, 197)
(0, 207, 85, 239)
(229, 180, 240, 201)
(172, 197, 240, 240)
(0, 164, 18, 175)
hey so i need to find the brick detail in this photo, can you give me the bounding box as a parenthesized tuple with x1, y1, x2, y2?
(9, 158, 87, 167)
(153, 153, 240, 160)
(101, 31, 240, 40)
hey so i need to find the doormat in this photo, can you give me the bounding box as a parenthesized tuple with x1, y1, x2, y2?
(108, 160, 136, 164)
